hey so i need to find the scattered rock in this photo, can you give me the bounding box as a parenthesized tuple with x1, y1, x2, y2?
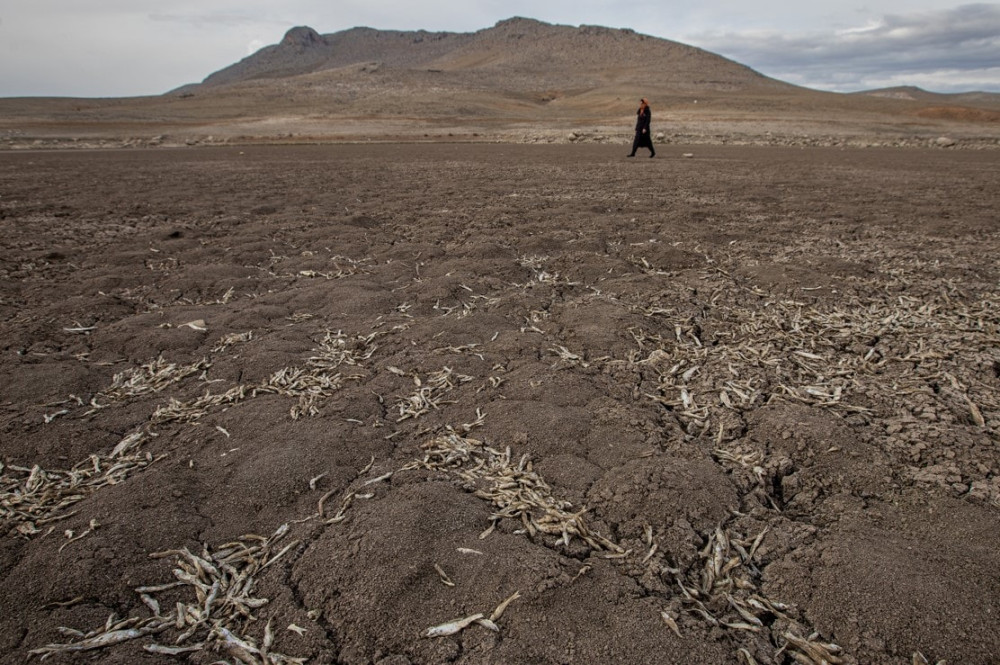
(912, 462, 963, 487)
(967, 478, 1000, 504)
(281, 26, 325, 48)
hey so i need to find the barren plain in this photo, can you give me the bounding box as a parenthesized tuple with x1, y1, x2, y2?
(3, 14, 1000, 665)
(1, 141, 998, 665)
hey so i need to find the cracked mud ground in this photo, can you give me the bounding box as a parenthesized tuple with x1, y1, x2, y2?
(1, 143, 998, 664)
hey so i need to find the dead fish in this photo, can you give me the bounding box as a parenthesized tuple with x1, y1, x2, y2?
(489, 591, 521, 622)
(145, 642, 204, 655)
(172, 568, 212, 593)
(55, 627, 86, 639)
(203, 580, 221, 616)
(43, 409, 69, 424)
(362, 471, 393, 486)
(660, 610, 682, 638)
(215, 625, 261, 663)
(140, 593, 161, 616)
(722, 621, 762, 633)
(261, 619, 274, 661)
(726, 595, 763, 627)
(433, 563, 455, 587)
(425, 613, 484, 638)
(308, 473, 327, 490)
(475, 618, 500, 632)
(748, 527, 769, 560)
(30, 623, 165, 655)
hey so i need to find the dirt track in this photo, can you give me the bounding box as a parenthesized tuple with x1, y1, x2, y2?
(1, 143, 999, 664)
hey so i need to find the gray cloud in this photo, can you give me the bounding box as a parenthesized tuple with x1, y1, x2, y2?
(148, 11, 284, 28)
(688, 3, 1000, 92)
(149, 12, 248, 26)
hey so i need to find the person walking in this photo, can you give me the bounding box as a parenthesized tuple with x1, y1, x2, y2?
(627, 98, 655, 158)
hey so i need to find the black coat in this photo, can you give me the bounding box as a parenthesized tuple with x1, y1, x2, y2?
(635, 106, 651, 134)
(634, 106, 652, 147)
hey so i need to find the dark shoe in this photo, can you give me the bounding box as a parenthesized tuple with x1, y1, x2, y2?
(626, 154, 635, 157)
(649, 152, 656, 158)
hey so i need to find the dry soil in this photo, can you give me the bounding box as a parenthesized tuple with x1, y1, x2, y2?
(1, 143, 999, 664)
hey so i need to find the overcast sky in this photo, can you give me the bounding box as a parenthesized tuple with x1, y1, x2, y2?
(1, 1, 998, 97)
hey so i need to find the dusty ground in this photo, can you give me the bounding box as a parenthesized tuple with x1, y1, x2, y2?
(1, 143, 998, 664)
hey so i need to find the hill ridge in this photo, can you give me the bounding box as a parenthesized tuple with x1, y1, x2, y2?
(197, 17, 788, 94)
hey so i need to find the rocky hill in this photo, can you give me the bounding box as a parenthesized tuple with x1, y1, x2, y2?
(2, 17, 998, 148)
(196, 17, 791, 95)
(855, 86, 1000, 109)
(197, 25, 470, 87)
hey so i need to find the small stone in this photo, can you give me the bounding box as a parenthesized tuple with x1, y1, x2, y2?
(967, 481, 991, 501)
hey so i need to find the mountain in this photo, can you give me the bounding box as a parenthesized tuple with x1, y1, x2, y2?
(2, 17, 999, 147)
(192, 17, 795, 96)
(156, 17, 817, 128)
(856, 86, 1000, 108)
